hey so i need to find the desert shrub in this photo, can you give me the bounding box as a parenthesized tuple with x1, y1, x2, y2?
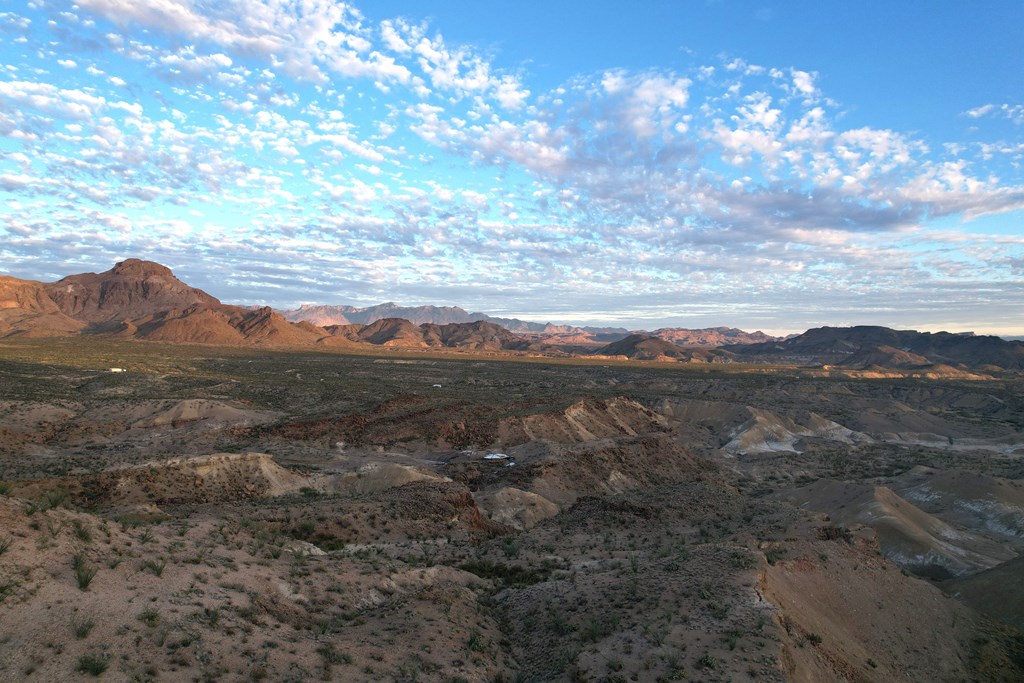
(458, 560, 546, 587)
(0, 537, 12, 555)
(77, 652, 110, 676)
(138, 607, 161, 627)
(697, 653, 718, 670)
(467, 630, 485, 652)
(139, 558, 166, 577)
(0, 577, 19, 603)
(72, 520, 92, 543)
(317, 643, 352, 665)
(73, 552, 98, 590)
(28, 489, 67, 514)
(72, 616, 95, 639)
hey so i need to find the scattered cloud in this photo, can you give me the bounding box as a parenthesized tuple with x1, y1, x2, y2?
(0, 0, 1021, 333)
(964, 102, 1024, 124)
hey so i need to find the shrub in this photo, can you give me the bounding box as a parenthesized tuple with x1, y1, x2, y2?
(77, 652, 110, 676)
(317, 644, 352, 665)
(138, 607, 161, 627)
(72, 520, 92, 543)
(72, 616, 95, 639)
(0, 577, 19, 603)
(698, 654, 718, 670)
(139, 559, 166, 577)
(73, 552, 98, 590)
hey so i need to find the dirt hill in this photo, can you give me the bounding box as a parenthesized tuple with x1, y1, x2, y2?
(0, 275, 84, 337)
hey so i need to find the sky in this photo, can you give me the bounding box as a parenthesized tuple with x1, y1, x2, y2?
(1, 1, 1023, 335)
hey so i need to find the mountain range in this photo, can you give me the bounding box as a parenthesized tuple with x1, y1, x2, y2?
(1, 259, 1022, 372)
(280, 303, 775, 346)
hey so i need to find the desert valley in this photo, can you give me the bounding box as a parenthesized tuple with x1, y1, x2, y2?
(0, 259, 1022, 682)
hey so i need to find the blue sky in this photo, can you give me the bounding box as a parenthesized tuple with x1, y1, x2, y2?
(1, 1, 1022, 334)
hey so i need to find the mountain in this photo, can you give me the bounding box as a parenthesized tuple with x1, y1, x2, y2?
(5, 261, 1019, 370)
(730, 325, 1024, 371)
(0, 259, 326, 347)
(284, 303, 478, 326)
(355, 317, 430, 346)
(836, 344, 932, 369)
(592, 334, 732, 362)
(647, 326, 775, 347)
(320, 318, 538, 352)
(44, 258, 222, 324)
(282, 303, 779, 345)
(281, 302, 630, 335)
(424, 320, 534, 351)
(0, 275, 84, 337)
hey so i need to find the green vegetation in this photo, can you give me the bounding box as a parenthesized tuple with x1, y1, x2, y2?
(72, 552, 98, 590)
(76, 652, 110, 676)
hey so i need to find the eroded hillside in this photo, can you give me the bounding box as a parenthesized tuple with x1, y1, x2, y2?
(1, 338, 1022, 682)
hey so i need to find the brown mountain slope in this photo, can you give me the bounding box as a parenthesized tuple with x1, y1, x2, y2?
(357, 317, 429, 346)
(0, 274, 84, 337)
(732, 325, 1024, 371)
(648, 326, 776, 346)
(131, 305, 327, 347)
(230, 306, 326, 346)
(44, 258, 221, 324)
(945, 554, 1024, 631)
(593, 334, 732, 362)
(132, 305, 247, 345)
(424, 320, 532, 351)
(837, 344, 932, 368)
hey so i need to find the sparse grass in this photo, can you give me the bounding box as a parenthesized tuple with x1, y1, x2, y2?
(0, 536, 12, 555)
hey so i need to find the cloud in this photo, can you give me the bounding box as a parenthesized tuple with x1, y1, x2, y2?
(963, 102, 1024, 125)
(76, 0, 411, 85)
(1, 2, 1021, 333)
(0, 80, 106, 120)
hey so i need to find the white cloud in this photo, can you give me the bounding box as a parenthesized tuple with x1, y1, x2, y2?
(791, 69, 816, 96)
(963, 102, 1024, 124)
(0, 80, 106, 120)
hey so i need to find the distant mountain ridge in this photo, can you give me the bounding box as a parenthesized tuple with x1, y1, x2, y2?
(1, 260, 1021, 372)
(729, 325, 1024, 371)
(591, 334, 732, 363)
(281, 302, 629, 335)
(280, 303, 772, 345)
